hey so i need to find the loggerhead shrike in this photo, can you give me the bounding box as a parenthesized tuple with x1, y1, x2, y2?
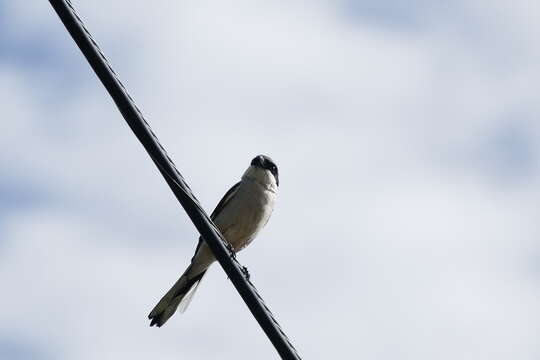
(148, 154, 279, 327)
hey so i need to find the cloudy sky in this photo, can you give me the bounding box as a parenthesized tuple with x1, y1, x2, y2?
(1, 0, 539, 359)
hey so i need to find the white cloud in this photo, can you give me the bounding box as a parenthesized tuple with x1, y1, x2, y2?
(1, 0, 539, 359)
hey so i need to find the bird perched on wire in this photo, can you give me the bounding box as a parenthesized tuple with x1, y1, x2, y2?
(148, 154, 279, 327)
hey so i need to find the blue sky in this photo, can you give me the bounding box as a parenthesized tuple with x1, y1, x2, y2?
(1, 1, 539, 359)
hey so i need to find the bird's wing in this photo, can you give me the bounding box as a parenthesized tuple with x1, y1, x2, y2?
(210, 181, 241, 220)
(192, 181, 241, 257)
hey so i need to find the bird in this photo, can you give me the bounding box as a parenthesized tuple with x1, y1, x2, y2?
(148, 154, 279, 327)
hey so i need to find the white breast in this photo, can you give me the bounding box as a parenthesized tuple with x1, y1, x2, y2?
(214, 180, 276, 250)
(190, 172, 277, 272)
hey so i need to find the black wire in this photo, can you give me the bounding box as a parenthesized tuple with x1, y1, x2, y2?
(48, 1, 301, 359)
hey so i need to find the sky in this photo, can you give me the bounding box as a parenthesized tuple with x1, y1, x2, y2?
(1, 0, 539, 359)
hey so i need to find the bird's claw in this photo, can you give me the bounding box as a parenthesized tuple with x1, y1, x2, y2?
(225, 243, 237, 259)
(241, 266, 250, 280)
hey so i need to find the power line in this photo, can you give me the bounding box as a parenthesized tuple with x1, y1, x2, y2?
(48, 1, 301, 359)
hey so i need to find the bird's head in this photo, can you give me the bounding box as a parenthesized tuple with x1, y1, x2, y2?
(243, 154, 279, 190)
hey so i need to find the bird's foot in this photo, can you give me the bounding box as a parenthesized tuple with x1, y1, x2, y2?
(225, 242, 237, 259)
(241, 266, 250, 280)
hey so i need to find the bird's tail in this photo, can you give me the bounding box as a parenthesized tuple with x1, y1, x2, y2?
(148, 266, 207, 327)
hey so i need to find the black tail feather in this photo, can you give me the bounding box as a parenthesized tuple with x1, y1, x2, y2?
(148, 270, 207, 327)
